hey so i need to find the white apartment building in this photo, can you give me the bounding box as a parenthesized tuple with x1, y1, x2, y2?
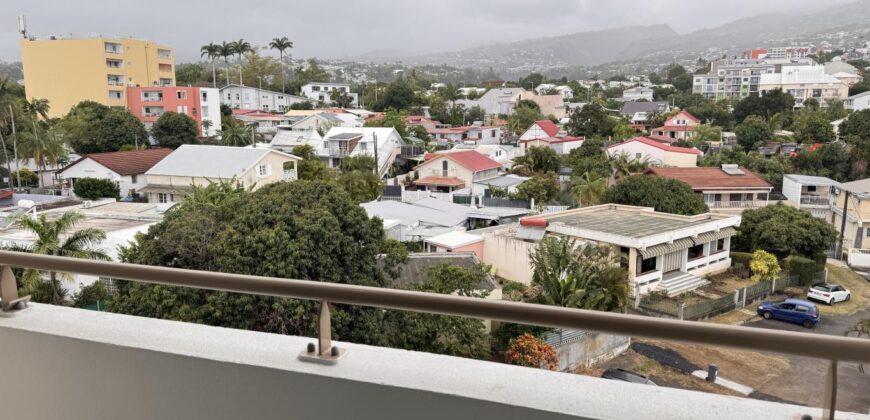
(219, 84, 309, 112)
(621, 87, 653, 101)
(299, 82, 359, 107)
(692, 59, 777, 100)
(759, 65, 849, 106)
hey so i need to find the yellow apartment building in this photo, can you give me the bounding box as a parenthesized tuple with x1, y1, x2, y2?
(20, 37, 175, 118)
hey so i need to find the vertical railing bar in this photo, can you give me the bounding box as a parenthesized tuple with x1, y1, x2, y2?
(822, 360, 838, 420)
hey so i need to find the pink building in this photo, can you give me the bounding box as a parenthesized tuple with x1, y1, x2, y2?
(126, 86, 221, 138)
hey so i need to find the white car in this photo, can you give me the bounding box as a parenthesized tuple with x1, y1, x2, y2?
(807, 283, 850, 305)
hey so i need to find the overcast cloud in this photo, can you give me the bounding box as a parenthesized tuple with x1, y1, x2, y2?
(0, 0, 855, 62)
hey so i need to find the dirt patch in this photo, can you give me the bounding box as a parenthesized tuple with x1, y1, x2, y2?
(816, 265, 870, 316)
(631, 343, 698, 373)
(707, 309, 758, 325)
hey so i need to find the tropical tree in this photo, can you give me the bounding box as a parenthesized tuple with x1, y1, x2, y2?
(269, 37, 293, 93)
(218, 119, 254, 147)
(201, 120, 213, 138)
(749, 250, 780, 282)
(733, 203, 838, 259)
(218, 41, 234, 85)
(504, 333, 558, 370)
(528, 237, 629, 311)
(601, 175, 708, 215)
(19, 98, 64, 188)
(200, 43, 220, 88)
(10, 211, 110, 304)
(571, 171, 607, 207)
(229, 39, 253, 86)
(151, 111, 198, 148)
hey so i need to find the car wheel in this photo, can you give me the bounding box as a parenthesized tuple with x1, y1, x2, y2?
(802, 319, 814, 329)
(845, 294, 851, 302)
(829, 298, 835, 305)
(762, 311, 773, 320)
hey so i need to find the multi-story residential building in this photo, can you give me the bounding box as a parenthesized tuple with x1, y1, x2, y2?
(782, 174, 839, 219)
(126, 87, 220, 137)
(759, 66, 849, 106)
(20, 36, 175, 118)
(621, 87, 654, 101)
(299, 82, 359, 107)
(220, 84, 309, 112)
(831, 178, 870, 267)
(692, 59, 776, 100)
(647, 165, 773, 213)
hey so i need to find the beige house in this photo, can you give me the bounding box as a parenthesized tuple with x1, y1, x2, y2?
(831, 179, 870, 267)
(141, 145, 301, 204)
(414, 150, 501, 192)
(760, 65, 849, 106)
(606, 136, 700, 168)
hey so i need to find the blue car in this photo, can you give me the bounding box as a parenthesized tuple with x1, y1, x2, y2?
(757, 299, 820, 329)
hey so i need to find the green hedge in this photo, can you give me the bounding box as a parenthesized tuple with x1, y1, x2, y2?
(730, 252, 753, 268)
(73, 177, 120, 200)
(783, 255, 819, 286)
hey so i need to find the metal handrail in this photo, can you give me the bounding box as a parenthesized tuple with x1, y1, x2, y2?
(0, 250, 868, 364)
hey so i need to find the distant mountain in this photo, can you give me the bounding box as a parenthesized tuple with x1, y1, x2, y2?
(346, 48, 415, 63)
(405, 25, 679, 71)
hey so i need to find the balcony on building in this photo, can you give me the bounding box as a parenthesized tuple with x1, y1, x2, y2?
(104, 42, 122, 54)
(158, 63, 173, 73)
(106, 59, 123, 69)
(157, 48, 172, 60)
(107, 74, 125, 87)
(0, 252, 866, 420)
(141, 90, 164, 103)
(142, 106, 164, 119)
(158, 78, 173, 87)
(107, 90, 124, 101)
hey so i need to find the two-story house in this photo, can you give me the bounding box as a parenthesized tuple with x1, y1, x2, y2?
(647, 165, 773, 213)
(782, 174, 840, 219)
(299, 83, 359, 107)
(141, 145, 301, 204)
(427, 124, 501, 145)
(219, 84, 309, 112)
(319, 127, 405, 177)
(414, 150, 502, 192)
(650, 111, 700, 140)
(59, 148, 173, 198)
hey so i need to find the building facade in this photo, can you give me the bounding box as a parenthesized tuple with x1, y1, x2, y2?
(220, 84, 309, 112)
(20, 36, 174, 118)
(126, 87, 220, 137)
(759, 66, 849, 106)
(692, 59, 776, 101)
(299, 83, 359, 107)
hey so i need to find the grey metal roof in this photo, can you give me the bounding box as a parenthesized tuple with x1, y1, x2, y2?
(327, 132, 364, 140)
(546, 208, 723, 239)
(387, 253, 498, 291)
(620, 101, 669, 116)
(840, 178, 870, 194)
(783, 174, 841, 187)
(639, 238, 694, 259)
(361, 200, 466, 227)
(475, 175, 529, 188)
(145, 145, 296, 178)
(693, 227, 736, 245)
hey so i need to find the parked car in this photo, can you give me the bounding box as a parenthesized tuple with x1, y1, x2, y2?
(807, 283, 850, 305)
(601, 368, 657, 385)
(757, 299, 820, 328)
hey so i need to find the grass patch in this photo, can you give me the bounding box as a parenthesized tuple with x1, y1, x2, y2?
(815, 264, 870, 315)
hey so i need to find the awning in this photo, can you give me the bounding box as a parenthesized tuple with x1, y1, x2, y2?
(138, 184, 194, 195)
(639, 237, 694, 259)
(692, 227, 737, 245)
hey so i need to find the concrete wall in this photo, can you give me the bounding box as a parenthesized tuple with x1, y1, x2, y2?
(550, 332, 631, 372)
(663, 150, 699, 168)
(607, 142, 665, 165)
(481, 231, 535, 284)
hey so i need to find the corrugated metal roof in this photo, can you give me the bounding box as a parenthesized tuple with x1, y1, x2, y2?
(145, 145, 297, 178)
(693, 227, 737, 245)
(639, 237, 695, 258)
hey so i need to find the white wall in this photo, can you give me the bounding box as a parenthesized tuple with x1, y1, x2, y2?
(199, 88, 221, 137)
(220, 86, 308, 111)
(60, 158, 146, 197)
(781, 177, 802, 206)
(606, 142, 665, 165)
(481, 231, 536, 284)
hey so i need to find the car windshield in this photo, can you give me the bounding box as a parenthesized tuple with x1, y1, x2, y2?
(812, 285, 831, 292)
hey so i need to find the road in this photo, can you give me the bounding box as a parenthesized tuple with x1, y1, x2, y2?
(744, 308, 870, 414)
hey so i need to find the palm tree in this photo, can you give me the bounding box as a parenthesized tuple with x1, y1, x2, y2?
(200, 43, 220, 88)
(10, 211, 110, 304)
(607, 153, 650, 187)
(218, 41, 234, 85)
(19, 98, 59, 188)
(269, 37, 294, 93)
(528, 236, 629, 311)
(571, 171, 607, 207)
(201, 119, 213, 138)
(229, 39, 253, 86)
(218, 120, 252, 147)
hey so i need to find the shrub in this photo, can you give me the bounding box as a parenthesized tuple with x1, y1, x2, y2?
(73, 178, 120, 200)
(504, 333, 558, 370)
(749, 250, 780, 281)
(730, 251, 753, 267)
(783, 255, 819, 286)
(13, 168, 39, 187)
(73, 281, 109, 308)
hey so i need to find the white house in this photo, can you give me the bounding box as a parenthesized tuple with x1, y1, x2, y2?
(318, 127, 404, 177)
(621, 87, 654, 101)
(455, 88, 532, 115)
(451, 144, 517, 166)
(782, 174, 839, 219)
(606, 137, 700, 167)
(290, 112, 362, 131)
(427, 124, 501, 145)
(518, 120, 561, 141)
(300, 82, 359, 107)
(845, 91, 870, 111)
(534, 84, 574, 100)
(58, 148, 173, 198)
(269, 127, 323, 153)
(220, 84, 309, 112)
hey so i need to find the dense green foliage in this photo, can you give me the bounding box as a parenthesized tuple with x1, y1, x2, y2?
(151, 112, 199, 149)
(733, 204, 838, 260)
(59, 101, 149, 154)
(601, 176, 708, 215)
(72, 177, 120, 199)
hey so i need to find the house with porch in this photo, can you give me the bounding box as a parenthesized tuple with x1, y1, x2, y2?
(58, 148, 172, 199)
(782, 174, 839, 219)
(413, 150, 502, 192)
(141, 145, 301, 205)
(318, 127, 405, 177)
(427, 124, 501, 145)
(606, 136, 700, 167)
(647, 165, 772, 213)
(474, 204, 740, 297)
(650, 111, 700, 140)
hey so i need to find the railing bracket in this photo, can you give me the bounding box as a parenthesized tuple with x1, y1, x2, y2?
(297, 301, 346, 365)
(0, 265, 30, 312)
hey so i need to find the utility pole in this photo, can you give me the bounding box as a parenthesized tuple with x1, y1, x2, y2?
(372, 133, 379, 177)
(0, 130, 12, 190)
(251, 125, 256, 146)
(8, 105, 20, 189)
(837, 190, 850, 260)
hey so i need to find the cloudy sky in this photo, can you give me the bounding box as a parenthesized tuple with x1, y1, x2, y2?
(0, 0, 854, 62)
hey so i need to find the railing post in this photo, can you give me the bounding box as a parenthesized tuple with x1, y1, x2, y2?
(822, 360, 838, 420)
(298, 300, 346, 364)
(0, 265, 30, 312)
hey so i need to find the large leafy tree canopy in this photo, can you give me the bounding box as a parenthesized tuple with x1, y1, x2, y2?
(151, 111, 198, 149)
(735, 115, 771, 152)
(601, 175, 709, 215)
(733, 204, 838, 260)
(59, 101, 148, 154)
(565, 103, 614, 138)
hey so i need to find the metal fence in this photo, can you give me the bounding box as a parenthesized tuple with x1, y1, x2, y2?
(453, 195, 474, 205)
(682, 293, 736, 320)
(481, 197, 529, 209)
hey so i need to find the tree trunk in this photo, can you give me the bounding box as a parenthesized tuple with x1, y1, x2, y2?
(211, 59, 217, 88)
(238, 55, 243, 86)
(224, 60, 230, 86)
(49, 271, 59, 305)
(0, 131, 13, 189)
(280, 51, 286, 93)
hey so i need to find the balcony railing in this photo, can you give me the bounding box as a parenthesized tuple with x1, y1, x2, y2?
(705, 200, 762, 209)
(801, 196, 830, 206)
(0, 250, 868, 419)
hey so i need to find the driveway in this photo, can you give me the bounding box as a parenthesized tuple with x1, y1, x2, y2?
(744, 309, 870, 414)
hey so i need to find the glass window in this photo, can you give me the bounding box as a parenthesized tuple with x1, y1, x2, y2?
(638, 257, 657, 274)
(687, 244, 704, 260)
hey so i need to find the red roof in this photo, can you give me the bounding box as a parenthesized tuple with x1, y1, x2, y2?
(652, 125, 695, 132)
(421, 150, 502, 172)
(64, 148, 173, 176)
(608, 137, 701, 155)
(520, 136, 584, 145)
(671, 110, 700, 123)
(647, 167, 772, 190)
(414, 176, 465, 187)
(643, 134, 677, 144)
(529, 120, 560, 137)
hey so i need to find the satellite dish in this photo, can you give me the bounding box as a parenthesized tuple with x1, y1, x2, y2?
(17, 199, 35, 209)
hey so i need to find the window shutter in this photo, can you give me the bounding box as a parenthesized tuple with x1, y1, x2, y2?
(267, 164, 273, 176)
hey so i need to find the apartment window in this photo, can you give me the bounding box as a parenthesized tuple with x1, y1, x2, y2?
(104, 42, 122, 53)
(235, 93, 240, 100)
(108, 90, 123, 100)
(262, 105, 269, 112)
(177, 91, 187, 100)
(157, 49, 172, 59)
(257, 164, 271, 177)
(715, 238, 725, 252)
(807, 185, 817, 192)
(131, 174, 138, 184)
(107, 75, 124, 86)
(638, 257, 657, 275)
(202, 91, 208, 101)
(278, 105, 286, 112)
(106, 59, 122, 68)
(277, 95, 284, 99)
(441, 160, 448, 177)
(227, 93, 232, 100)
(159, 78, 172, 86)
(319, 95, 325, 101)
(687, 244, 704, 260)
(159, 64, 173, 72)
(312, 86, 321, 92)
(812, 89, 822, 98)
(157, 193, 169, 203)
(177, 105, 188, 114)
